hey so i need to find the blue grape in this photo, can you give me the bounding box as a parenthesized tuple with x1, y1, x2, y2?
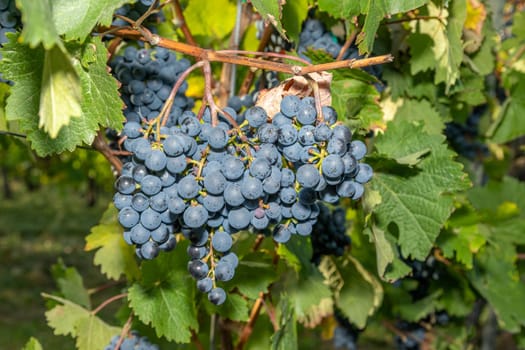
(115, 176, 136, 194)
(131, 193, 149, 212)
(197, 277, 213, 293)
(211, 230, 233, 252)
(273, 224, 292, 243)
(296, 164, 321, 188)
(208, 287, 226, 305)
(215, 261, 235, 281)
(280, 95, 301, 117)
(140, 241, 160, 260)
(183, 205, 208, 228)
(118, 207, 140, 228)
(188, 259, 209, 279)
(228, 207, 251, 230)
(140, 208, 162, 230)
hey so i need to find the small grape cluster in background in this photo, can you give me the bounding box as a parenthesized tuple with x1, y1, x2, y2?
(0, 0, 20, 84)
(445, 106, 489, 160)
(105, 331, 159, 350)
(310, 203, 351, 264)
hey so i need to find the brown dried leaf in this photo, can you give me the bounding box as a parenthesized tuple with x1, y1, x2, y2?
(255, 72, 332, 118)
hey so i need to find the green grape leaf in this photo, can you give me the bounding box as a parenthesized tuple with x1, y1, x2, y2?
(184, 0, 236, 41)
(204, 293, 250, 322)
(282, 268, 333, 328)
(128, 242, 199, 343)
(281, 0, 309, 44)
(271, 296, 297, 350)
(371, 121, 470, 260)
(317, 0, 360, 18)
(51, 259, 91, 309)
(358, 0, 430, 54)
(467, 244, 525, 332)
(331, 78, 382, 132)
(22, 337, 43, 350)
(39, 45, 82, 138)
(394, 98, 445, 136)
(438, 225, 486, 269)
(490, 74, 525, 143)
(320, 255, 383, 328)
(250, 0, 284, 38)
(50, 0, 135, 40)
(468, 177, 525, 216)
(17, 0, 61, 48)
(44, 293, 121, 349)
(408, 2, 465, 91)
(223, 252, 278, 299)
(85, 204, 140, 281)
(396, 290, 443, 322)
(0, 35, 123, 155)
(454, 68, 486, 106)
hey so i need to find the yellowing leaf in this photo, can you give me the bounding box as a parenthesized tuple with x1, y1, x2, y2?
(465, 0, 486, 35)
(39, 45, 81, 138)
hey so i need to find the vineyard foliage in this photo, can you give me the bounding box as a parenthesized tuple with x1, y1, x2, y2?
(1, 0, 525, 349)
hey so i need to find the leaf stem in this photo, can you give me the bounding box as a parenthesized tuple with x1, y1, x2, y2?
(91, 292, 128, 315)
(92, 131, 124, 174)
(172, 0, 198, 46)
(235, 292, 265, 350)
(113, 313, 133, 350)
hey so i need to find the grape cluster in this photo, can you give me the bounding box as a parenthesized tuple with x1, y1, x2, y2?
(333, 310, 359, 350)
(0, 0, 21, 84)
(112, 0, 164, 33)
(297, 19, 345, 61)
(112, 55, 373, 304)
(394, 322, 426, 350)
(310, 203, 351, 264)
(109, 46, 194, 128)
(445, 106, 489, 160)
(105, 331, 159, 350)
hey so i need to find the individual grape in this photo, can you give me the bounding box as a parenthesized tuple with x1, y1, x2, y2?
(122, 121, 143, 138)
(314, 123, 333, 141)
(197, 277, 213, 293)
(350, 140, 367, 160)
(279, 187, 297, 205)
(118, 207, 140, 229)
(298, 125, 316, 145)
(130, 224, 150, 244)
(282, 143, 303, 162)
(351, 182, 364, 200)
(355, 163, 373, 184)
(140, 241, 160, 260)
(151, 224, 170, 243)
(177, 175, 201, 199)
(258, 123, 279, 143)
(188, 260, 209, 279)
(163, 135, 185, 156)
(281, 168, 295, 187)
(212, 230, 233, 253)
(240, 176, 263, 200)
(166, 155, 187, 174)
(187, 228, 209, 247)
(140, 175, 162, 196)
(220, 252, 239, 269)
(322, 106, 338, 125)
(203, 170, 227, 195)
(202, 194, 225, 213)
(251, 214, 270, 230)
(273, 224, 292, 243)
(183, 205, 208, 228)
(257, 143, 280, 165)
(208, 127, 229, 149)
(131, 192, 149, 212)
(280, 95, 301, 117)
(322, 154, 345, 179)
(291, 201, 312, 221)
(278, 124, 298, 146)
(262, 176, 281, 195)
(208, 287, 226, 305)
(140, 208, 162, 230)
(228, 207, 251, 230)
(149, 192, 168, 212)
(245, 106, 268, 127)
(249, 157, 272, 180)
(296, 163, 321, 188)
(114, 193, 132, 210)
(296, 222, 313, 236)
(332, 124, 352, 145)
(224, 182, 245, 207)
(115, 176, 136, 194)
(336, 180, 356, 198)
(296, 104, 317, 125)
(327, 137, 347, 155)
(215, 260, 235, 281)
(221, 156, 245, 181)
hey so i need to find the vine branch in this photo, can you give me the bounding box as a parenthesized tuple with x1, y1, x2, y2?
(92, 292, 128, 315)
(103, 27, 394, 75)
(235, 292, 266, 350)
(172, 0, 198, 46)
